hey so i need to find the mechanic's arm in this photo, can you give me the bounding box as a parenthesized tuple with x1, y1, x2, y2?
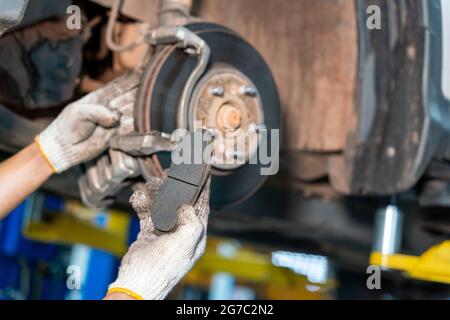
(0, 143, 53, 218)
(0, 103, 120, 219)
(104, 177, 210, 300)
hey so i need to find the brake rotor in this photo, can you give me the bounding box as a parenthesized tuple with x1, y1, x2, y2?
(134, 22, 280, 209)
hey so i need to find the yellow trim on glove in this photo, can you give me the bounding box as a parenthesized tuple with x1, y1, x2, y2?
(107, 287, 144, 300)
(34, 136, 58, 174)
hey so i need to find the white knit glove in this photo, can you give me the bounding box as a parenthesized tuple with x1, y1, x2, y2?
(35, 103, 121, 173)
(108, 176, 210, 300)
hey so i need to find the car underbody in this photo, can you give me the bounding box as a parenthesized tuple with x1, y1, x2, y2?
(0, 0, 449, 294)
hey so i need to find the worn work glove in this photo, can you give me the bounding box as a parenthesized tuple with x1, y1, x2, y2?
(108, 176, 211, 300)
(35, 103, 121, 173)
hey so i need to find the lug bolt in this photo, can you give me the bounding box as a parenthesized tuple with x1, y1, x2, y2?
(240, 86, 257, 97)
(210, 86, 224, 97)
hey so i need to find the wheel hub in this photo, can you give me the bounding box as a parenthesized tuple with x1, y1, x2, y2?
(189, 67, 264, 171)
(134, 22, 281, 208)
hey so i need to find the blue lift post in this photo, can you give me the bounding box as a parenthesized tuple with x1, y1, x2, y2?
(0, 199, 65, 299)
(77, 211, 121, 300)
(0, 193, 138, 300)
(74, 210, 140, 299)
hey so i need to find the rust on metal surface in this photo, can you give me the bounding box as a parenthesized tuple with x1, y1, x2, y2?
(198, 0, 358, 152)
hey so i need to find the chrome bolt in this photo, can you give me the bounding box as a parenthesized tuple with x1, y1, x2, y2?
(210, 86, 224, 97)
(240, 86, 257, 97)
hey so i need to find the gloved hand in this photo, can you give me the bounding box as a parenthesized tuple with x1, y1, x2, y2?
(35, 103, 121, 173)
(107, 176, 210, 300)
